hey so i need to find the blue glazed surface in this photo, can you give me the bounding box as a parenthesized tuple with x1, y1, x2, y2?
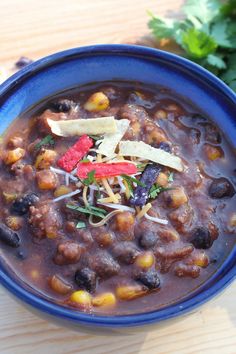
(0, 44, 236, 329)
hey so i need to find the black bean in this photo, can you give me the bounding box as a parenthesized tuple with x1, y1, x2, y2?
(139, 232, 157, 249)
(50, 99, 75, 113)
(74, 268, 97, 293)
(190, 227, 213, 249)
(208, 178, 235, 199)
(112, 242, 139, 264)
(0, 223, 20, 248)
(11, 193, 39, 215)
(158, 141, 171, 153)
(136, 270, 161, 290)
(15, 56, 33, 68)
(130, 164, 161, 206)
(17, 250, 27, 260)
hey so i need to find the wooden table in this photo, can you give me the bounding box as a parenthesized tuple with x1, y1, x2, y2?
(0, 1, 236, 353)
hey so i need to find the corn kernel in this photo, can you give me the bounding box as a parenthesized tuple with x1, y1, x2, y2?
(135, 252, 155, 269)
(84, 92, 109, 112)
(92, 292, 116, 307)
(156, 172, 168, 187)
(193, 251, 209, 268)
(204, 144, 223, 161)
(2, 192, 18, 203)
(229, 213, 236, 228)
(116, 285, 147, 301)
(54, 185, 72, 197)
(70, 290, 92, 306)
(5, 216, 23, 231)
(30, 270, 40, 280)
(4, 148, 25, 165)
(35, 149, 57, 169)
(154, 109, 167, 120)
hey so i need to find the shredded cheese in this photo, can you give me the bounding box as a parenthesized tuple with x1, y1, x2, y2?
(82, 186, 89, 207)
(101, 178, 119, 203)
(53, 189, 81, 202)
(97, 202, 135, 213)
(47, 116, 117, 137)
(88, 210, 122, 227)
(144, 212, 168, 225)
(97, 119, 130, 157)
(98, 193, 121, 203)
(137, 203, 152, 219)
(119, 140, 184, 172)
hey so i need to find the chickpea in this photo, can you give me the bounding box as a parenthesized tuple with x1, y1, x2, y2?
(165, 187, 188, 209)
(116, 284, 147, 301)
(92, 292, 116, 307)
(156, 172, 168, 187)
(84, 92, 109, 112)
(135, 252, 155, 269)
(70, 290, 92, 307)
(35, 149, 57, 169)
(204, 144, 223, 161)
(154, 109, 167, 120)
(54, 185, 72, 197)
(4, 148, 25, 165)
(114, 212, 135, 233)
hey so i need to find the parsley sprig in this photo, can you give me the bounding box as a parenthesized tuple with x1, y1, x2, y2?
(148, 0, 236, 91)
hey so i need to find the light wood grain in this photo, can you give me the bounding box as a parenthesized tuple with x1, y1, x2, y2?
(0, 1, 236, 354)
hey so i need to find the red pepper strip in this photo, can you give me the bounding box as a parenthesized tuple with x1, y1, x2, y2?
(57, 135, 93, 172)
(77, 162, 137, 179)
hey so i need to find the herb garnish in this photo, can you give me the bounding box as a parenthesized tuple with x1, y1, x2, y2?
(67, 203, 107, 219)
(167, 172, 174, 183)
(82, 170, 96, 186)
(149, 184, 173, 199)
(148, 0, 236, 92)
(76, 221, 86, 229)
(35, 135, 55, 150)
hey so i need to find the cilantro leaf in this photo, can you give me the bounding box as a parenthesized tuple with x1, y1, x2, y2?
(148, 15, 178, 39)
(121, 175, 146, 188)
(181, 28, 217, 59)
(82, 170, 96, 186)
(183, 0, 221, 23)
(35, 135, 55, 150)
(149, 184, 173, 199)
(206, 54, 226, 69)
(76, 221, 86, 229)
(210, 21, 233, 48)
(66, 203, 107, 219)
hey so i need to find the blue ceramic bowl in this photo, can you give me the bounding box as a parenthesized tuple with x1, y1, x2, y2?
(0, 45, 236, 330)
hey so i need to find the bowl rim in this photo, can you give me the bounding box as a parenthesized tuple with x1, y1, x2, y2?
(0, 44, 236, 328)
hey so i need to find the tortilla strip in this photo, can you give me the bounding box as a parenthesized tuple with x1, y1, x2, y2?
(119, 140, 184, 172)
(47, 116, 117, 137)
(97, 119, 130, 157)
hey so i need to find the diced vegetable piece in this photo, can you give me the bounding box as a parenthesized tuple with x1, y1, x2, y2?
(77, 162, 137, 179)
(135, 251, 155, 269)
(130, 164, 161, 207)
(92, 292, 116, 307)
(0, 222, 20, 247)
(97, 119, 130, 157)
(116, 284, 147, 300)
(70, 290, 92, 306)
(5, 216, 23, 231)
(84, 92, 109, 112)
(11, 193, 39, 215)
(49, 275, 72, 295)
(204, 144, 223, 160)
(4, 148, 25, 165)
(57, 135, 93, 172)
(164, 187, 188, 208)
(35, 149, 57, 169)
(47, 116, 117, 137)
(54, 185, 72, 197)
(119, 141, 183, 172)
(36, 170, 58, 190)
